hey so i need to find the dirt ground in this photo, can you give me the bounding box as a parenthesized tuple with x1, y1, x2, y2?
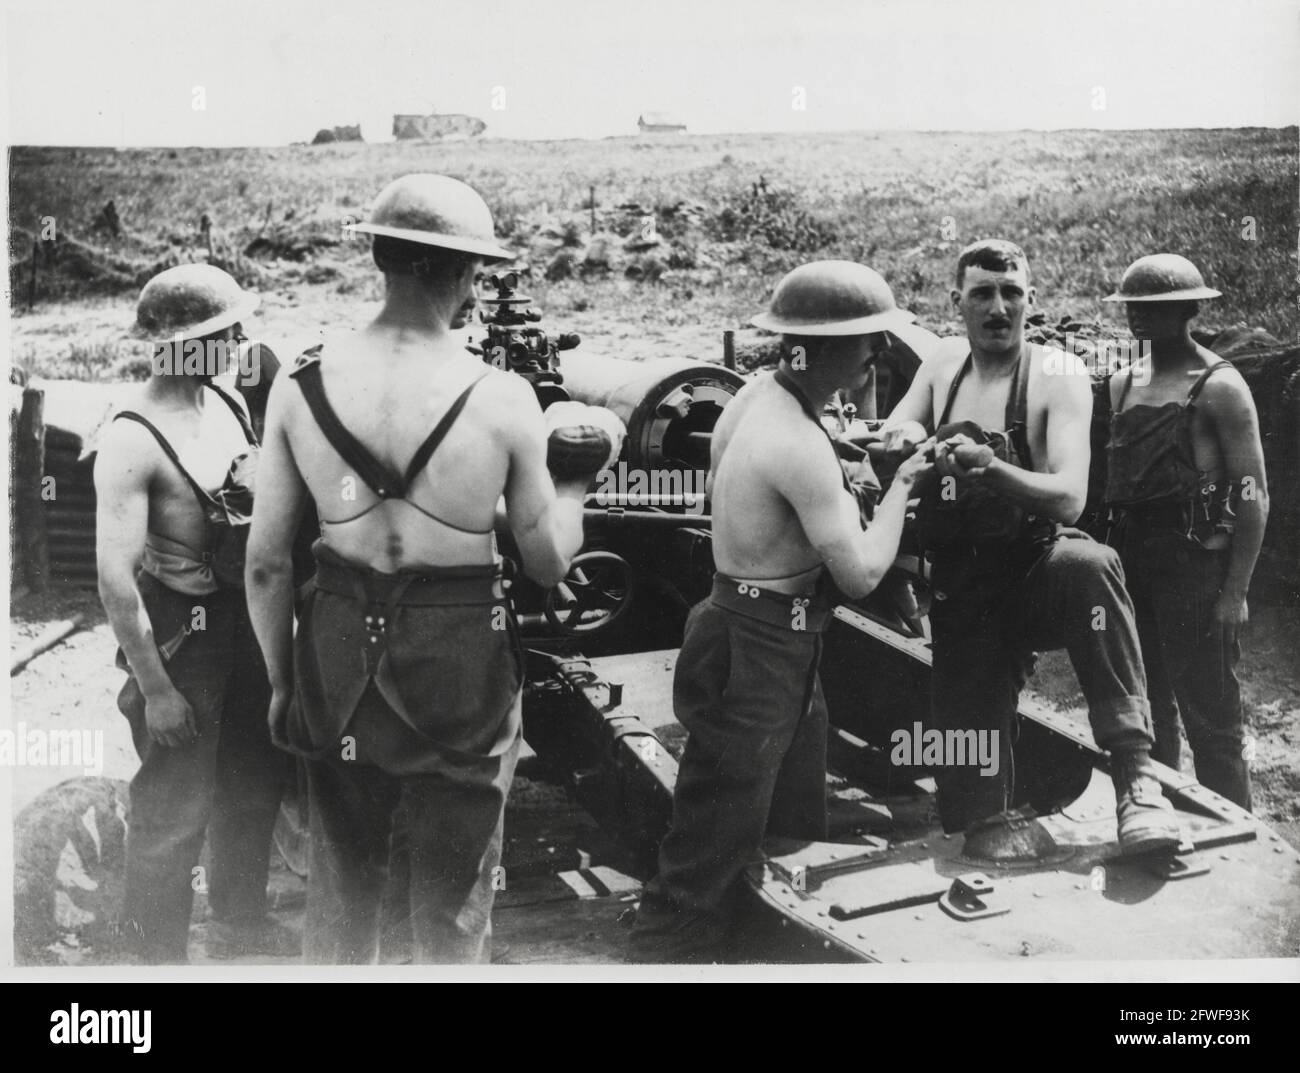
(9, 584, 1299, 846)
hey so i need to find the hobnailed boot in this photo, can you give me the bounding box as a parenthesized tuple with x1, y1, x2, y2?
(1112, 750, 1182, 856)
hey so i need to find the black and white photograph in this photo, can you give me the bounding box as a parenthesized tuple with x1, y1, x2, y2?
(3, 0, 1298, 1002)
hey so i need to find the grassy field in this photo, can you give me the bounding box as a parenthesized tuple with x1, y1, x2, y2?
(8, 128, 1298, 381)
(7, 130, 1300, 847)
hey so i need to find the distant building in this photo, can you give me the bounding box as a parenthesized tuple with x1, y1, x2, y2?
(392, 114, 487, 141)
(637, 112, 687, 134)
(311, 124, 362, 145)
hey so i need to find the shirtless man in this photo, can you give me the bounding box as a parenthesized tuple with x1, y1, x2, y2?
(881, 239, 1181, 853)
(95, 264, 294, 963)
(630, 261, 934, 961)
(1102, 254, 1267, 810)
(246, 174, 623, 963)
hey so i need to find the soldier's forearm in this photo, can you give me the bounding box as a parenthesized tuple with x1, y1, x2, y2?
(1223, 492, 1268, 597)
(246, 550, 295, 691)
(854, 475, 913, 590)
(99, 572, 173, 697)
(984, 459, 1084, 523)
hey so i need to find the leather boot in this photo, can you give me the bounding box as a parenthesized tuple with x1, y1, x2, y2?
(1112, 750, 1181, 856)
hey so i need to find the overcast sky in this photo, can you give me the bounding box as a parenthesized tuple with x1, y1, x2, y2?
(3, 0, 1298, 145)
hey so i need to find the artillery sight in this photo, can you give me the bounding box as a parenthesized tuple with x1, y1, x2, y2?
(472, 270, 579, 408)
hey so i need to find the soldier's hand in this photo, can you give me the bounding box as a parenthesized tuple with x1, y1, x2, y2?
(143, 686, 197, 748)
(880, 421, 929, 457)
(893, 437, 936, 488)
(1212, 589, 1248, 642)
(935, 435, 995, 480)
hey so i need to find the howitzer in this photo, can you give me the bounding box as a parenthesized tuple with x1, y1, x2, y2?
(515, 342, 1300, 961)
(473, 279, 746, 645)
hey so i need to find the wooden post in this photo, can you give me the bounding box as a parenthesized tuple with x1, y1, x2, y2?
(28, 237, 38, 310)
(9, 396, 21, 597)
(15, 385, 49, 592)
(722, 329, 736, 371)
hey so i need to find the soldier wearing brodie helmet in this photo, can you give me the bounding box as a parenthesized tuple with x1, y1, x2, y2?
(96, 264, 295, 962)
(631, 261, 934, 962)
(881, 238, 1183, 857)
(246, 174, 624, 963)
(1102, 254, 1267, 810)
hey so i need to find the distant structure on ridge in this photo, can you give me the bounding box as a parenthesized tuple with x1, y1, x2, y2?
(392, 114, 487, 141)
(637, 112, 687, 134)
(311, 124, 363, 145)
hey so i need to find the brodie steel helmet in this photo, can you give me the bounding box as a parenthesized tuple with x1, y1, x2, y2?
(751, 260, 916, 336)
(1103, 254, 1222, 302)
(345, 174, 513, 262)
(133, 264, 259, 341)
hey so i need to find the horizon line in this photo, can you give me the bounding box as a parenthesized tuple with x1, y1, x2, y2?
(11, 123, 1300, 152)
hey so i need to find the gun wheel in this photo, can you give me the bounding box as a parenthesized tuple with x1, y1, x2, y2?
(544, 551, 637, 636)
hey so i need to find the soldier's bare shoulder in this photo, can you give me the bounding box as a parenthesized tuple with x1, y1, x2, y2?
(1195, 348, 1252, 407)
(93, 415, 160, 486)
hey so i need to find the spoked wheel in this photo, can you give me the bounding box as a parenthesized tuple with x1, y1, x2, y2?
(544, 551, 637, 636)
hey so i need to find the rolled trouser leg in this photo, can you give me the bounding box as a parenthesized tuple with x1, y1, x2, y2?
(1019, 537, 1152, 753)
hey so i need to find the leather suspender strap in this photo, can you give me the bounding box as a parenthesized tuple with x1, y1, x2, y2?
(294, 359, 489, 500)
(401, 373, 488, 488)
(938, 348, 1028, 429)
(937, 354, 973, 427)
(292, 361, 404, 498)
(112, 411, 215, 511)
(1116, 358, 1232, 413)
(1187, 360, 1233, 404)
(1008, 347, 1030, 428)
(935, 347, 1032, 467)
(206, 382, 259, 446)
(1008, 346, 1033, 470)
(773, 367, 854, 495)
(1115, 366, 1136, 413)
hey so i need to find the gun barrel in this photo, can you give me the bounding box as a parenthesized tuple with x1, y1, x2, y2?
(558, 352, 745, 474)
(583, 508, 712, 528)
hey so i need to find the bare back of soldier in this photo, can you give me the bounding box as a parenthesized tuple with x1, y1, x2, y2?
(276, 328, 530, 572)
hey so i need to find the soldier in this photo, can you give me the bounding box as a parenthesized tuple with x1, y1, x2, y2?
(246, 174, 623, 963)
(630, 262, 934, 962)
(95, 264, 295, 963)
(880, 239, 1182, 853)
(1101, 255, 1267, 810)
